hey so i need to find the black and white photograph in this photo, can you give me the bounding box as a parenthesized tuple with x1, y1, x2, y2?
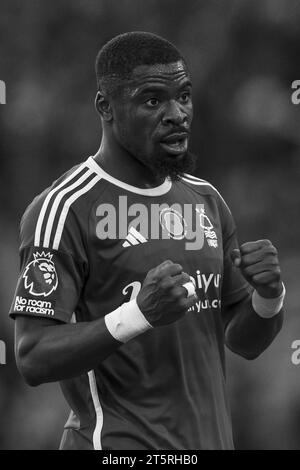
(0, 0, 300, 452)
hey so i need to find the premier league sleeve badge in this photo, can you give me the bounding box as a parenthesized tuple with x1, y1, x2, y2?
(23, 251, 59, 297)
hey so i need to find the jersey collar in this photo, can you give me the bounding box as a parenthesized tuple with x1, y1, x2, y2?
(87, 156, 172, 196)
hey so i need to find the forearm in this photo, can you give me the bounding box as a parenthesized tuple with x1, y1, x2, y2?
(15, 262, 197, 386)
(225, 296, 284, 360)
(16, 317, 121, 385)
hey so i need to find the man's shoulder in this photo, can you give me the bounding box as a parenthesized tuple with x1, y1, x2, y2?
(23, 162, 81, 216)
(20, 157, 107, 250)
(180, 173, 228, 204)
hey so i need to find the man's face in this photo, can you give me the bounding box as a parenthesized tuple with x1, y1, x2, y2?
(111, 61, 195, 180)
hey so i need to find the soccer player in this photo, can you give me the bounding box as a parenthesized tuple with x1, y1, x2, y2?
(10, 32, 285, 450)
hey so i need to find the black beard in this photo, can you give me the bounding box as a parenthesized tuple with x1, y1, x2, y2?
(117, 129, 197, 182)
(148, 151, 197, 181)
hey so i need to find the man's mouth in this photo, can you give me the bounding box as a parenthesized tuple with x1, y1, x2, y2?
(159, 133, 189, 156)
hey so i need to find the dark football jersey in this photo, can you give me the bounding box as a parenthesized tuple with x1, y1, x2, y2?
(10, 156, 249, 450)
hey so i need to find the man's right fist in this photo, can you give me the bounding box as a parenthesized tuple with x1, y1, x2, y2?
(136, 260, 198, 327)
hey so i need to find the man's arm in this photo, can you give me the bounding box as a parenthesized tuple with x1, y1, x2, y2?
(223, 239, 285, 359)
(224, 297, 283, 360)
(15, 261, 197, 386)
(15, 315, 121, 386)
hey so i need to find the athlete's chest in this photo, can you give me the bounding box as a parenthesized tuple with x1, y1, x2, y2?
(88, 187, 224, 284)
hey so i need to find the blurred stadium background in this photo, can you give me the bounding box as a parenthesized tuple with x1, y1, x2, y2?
(0, 0, 300, 450)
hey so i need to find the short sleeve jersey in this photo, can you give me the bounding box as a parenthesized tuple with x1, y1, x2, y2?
(10, 156, 249, 450)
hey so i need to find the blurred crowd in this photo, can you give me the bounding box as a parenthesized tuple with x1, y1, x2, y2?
(0, 0, 300, 449)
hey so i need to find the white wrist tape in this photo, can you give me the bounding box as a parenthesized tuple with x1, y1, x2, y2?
(252, 283, 286, 318)
(182, 276, 196, 298)
(104, 298, 153, 343)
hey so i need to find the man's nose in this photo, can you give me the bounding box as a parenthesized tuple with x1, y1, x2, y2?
(161, 100, 188, 126)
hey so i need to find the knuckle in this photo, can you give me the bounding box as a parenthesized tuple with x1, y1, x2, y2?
(149, 271, 159, 283)
(160, 277, 173, 290)
(239, 243, 248, 254)
(263, 245, 277, 256)
(243, 265, 253, 277)
(149, 270, 158, 280)
(145, 272, 155, 285)
(174, 263, 183, 272)
(252, 274, 262, 283)
(240, 254, 249, 266)
(181, 272, 190, 283)
(270, 245, 278, 255)
(261, 239, 272, 247)
(178, 298, 187, 310)
(146, 267, 154, 276)
(164, 259, 173, 266)
(172, 287, 183, 300)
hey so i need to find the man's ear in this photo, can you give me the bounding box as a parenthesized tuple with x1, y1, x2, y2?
(95, 91, 113, 121)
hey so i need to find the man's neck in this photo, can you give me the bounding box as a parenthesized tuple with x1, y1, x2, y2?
(93, 137, 165, 189)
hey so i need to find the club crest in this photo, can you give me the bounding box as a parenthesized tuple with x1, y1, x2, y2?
(159, 208, 187, 240)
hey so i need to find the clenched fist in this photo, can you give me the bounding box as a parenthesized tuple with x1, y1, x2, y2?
(231, 239, 283, 299)
(136, 260, 198, 327)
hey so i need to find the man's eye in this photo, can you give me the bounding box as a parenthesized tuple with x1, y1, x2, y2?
(180, 92, 191, 103)
(145, 98, 159, 107)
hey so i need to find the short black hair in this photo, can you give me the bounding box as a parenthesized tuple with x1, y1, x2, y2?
(95, 31, 187, 97)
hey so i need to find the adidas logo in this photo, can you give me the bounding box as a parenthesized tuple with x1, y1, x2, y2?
(122, 227, 148, 248)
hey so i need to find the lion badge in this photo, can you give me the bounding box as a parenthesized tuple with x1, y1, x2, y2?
(23, 252, 58, 297)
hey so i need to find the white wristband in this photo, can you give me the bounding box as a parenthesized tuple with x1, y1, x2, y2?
(252, 283, 286, 318)
(182, 276, 196, 298)
(104, 298, 153, 343)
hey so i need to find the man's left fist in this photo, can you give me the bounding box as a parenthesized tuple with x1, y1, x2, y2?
(231, 239, 283, 299)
